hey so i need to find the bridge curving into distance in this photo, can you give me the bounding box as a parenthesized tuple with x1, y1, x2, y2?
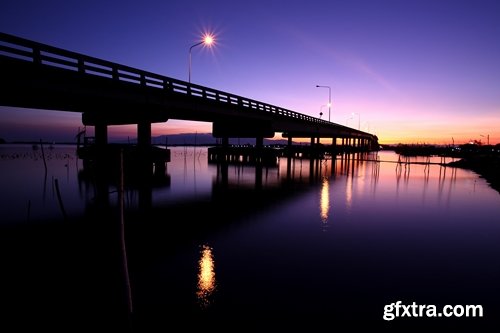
(0, 32, 378, 151)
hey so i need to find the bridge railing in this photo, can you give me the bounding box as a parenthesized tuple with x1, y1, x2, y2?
(0, 32, 370, 136)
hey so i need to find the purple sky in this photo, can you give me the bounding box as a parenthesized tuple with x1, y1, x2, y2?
(1, 0, 499, 144)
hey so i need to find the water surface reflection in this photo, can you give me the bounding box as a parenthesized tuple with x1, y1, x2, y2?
(320, 177, 330, 225)
(1, 146, 499, 330)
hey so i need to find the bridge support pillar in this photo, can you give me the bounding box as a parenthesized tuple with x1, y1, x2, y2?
(137, 121, 151, 148)
(137, 121, 152, 210)
(331, 137, 337, 154)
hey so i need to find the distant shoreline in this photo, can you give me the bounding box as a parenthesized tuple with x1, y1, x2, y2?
(448, 156, 500, 194)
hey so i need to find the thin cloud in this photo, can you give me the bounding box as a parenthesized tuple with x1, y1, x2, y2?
(285, 27, 397, 92)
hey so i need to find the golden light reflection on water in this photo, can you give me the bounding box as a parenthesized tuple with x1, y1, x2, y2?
(197, 244, 216, 307)
(320, 177, 330, 224)
(345, 174, 353, 211)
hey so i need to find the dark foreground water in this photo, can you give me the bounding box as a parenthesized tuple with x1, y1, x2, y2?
(0, 144, 499, 330)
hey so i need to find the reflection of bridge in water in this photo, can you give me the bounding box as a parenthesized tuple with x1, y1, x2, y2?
(78, 149, 379, 213)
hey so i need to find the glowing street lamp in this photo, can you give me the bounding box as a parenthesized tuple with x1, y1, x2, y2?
(189, 33, 215, 83)
(316, 85, 331, 122)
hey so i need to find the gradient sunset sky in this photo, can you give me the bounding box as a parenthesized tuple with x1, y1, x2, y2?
(1, 0, 499, 144)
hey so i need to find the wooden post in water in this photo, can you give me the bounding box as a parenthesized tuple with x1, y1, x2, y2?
(40, 139, 47, 174)
(54, 178, 68, 221)
(119, 149, 133, 316)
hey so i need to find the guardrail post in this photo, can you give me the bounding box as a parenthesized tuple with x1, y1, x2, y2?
(162, 79, 170, 91)
(78, 59, 85, 73)
(33, 48, 41, 65)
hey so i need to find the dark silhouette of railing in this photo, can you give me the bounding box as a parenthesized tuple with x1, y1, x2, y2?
(0, 32, 334, 127)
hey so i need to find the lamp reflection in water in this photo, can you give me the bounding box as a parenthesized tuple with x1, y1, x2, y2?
(196, 244, 216, 307)
(345, 173, 353, 211)
(320, 177, 330, 227)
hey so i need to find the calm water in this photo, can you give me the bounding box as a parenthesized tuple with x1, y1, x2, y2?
(0, 144, 499, 329)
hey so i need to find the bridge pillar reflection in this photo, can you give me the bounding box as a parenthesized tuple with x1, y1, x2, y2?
(331, 137, 337, 154)
(255, 164, 263, 189)
(256, 137, 264, 149)
(286, 156, 292, 180)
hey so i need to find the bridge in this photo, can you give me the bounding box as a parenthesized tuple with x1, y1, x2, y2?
(0, 32, 378, 154)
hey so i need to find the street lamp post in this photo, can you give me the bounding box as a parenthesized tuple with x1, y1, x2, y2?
(352, 112, 360, 130)
(480, 134, 490, 145)
(319, 104, 327, 119)
(316, 85, 331, 122)
(189, 34, 214, 83)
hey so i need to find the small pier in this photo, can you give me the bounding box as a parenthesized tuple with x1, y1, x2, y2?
(208, 146, 280, 166)
(77, 136, 171, 188)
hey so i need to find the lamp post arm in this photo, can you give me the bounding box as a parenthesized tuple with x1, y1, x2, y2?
(316, 85, 332, 122)
(188, 41, 204, 83)
(190, 41, 204, 52)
